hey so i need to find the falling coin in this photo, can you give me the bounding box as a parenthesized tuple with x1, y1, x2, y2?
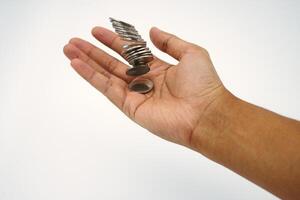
(126, 65, 150, 76)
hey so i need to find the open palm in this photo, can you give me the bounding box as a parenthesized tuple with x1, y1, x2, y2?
(64, 26, 225, 147)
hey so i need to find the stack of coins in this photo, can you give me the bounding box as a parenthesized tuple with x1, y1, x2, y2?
(109, 17, 154, 94)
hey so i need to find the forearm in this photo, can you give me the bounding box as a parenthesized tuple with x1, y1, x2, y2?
(191, 91, 300, 199)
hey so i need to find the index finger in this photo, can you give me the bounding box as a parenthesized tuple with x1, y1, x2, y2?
(92, 26, 170, 71)
(92, 26, 127, 56)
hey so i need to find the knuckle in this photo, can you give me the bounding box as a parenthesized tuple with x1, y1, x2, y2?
(100, 69, 111, 79)
(88, 70, 97, 82)
(103, 78, 113, 95)
(106, 58, 118, 70)
(84, 55, 92, 64)
(200, 47, 210, 57)
(189, 44, 209, 57)
(110, 63, 119, 73)
(161, 35, 176, 51)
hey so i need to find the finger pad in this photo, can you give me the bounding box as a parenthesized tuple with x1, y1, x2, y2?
(63, 44, 80, 59)
(92, 27, 117, 45)
(69, 38, 91, 52)
(71, 59, 95, 80)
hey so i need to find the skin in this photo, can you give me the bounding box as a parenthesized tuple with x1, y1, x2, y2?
(63, 26, 300, 199)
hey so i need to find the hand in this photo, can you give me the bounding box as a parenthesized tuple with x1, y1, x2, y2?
(63, 26, 227, 147)
(64, 25, 300, 199)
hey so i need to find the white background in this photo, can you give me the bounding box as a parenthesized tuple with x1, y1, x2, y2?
(1, 0, 299, 199)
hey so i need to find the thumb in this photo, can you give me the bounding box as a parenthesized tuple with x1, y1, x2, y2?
(149, 27, 196, 60)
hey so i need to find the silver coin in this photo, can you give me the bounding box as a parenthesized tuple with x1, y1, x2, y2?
(109, 17, 154, 81)
(126, 65, 150, 76)
(129, 55, 153, 65)
(128, 78, 154, 94)
(126, 49, 151, 61)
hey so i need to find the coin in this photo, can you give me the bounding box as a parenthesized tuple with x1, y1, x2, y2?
(128, 78, 154, 94)
(126, 65, 150, 76)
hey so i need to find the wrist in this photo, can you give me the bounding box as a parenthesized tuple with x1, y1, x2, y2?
(189, 89, 242, 160)
(189, 87, 300, 200)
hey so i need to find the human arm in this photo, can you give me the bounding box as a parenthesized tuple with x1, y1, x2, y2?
(191, 90, 300, 199)
(63, 26, 300, 199)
